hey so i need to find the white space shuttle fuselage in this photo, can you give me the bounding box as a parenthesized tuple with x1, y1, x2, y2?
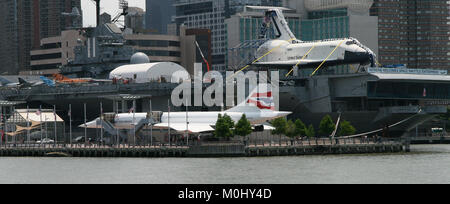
(253, 9, 376, 69)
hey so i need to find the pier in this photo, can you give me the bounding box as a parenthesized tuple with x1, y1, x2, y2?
(0, 137, 405, 158)
(410, 136, 450, 144)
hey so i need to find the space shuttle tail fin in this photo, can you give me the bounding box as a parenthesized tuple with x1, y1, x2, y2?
(266, 9, 299, 43)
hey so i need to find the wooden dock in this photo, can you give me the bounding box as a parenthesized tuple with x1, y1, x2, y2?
(0, 146, 189, 158)
(410, 136, 450, 144)
(0, 139, 405, 158)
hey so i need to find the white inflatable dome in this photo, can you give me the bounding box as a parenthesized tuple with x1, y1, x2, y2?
(110, 62, 190, 84)
(130, 52, 150, 64)
(304, 0, 374, 13)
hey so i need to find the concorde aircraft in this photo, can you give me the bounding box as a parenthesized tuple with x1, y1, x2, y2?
(252, 9, 376, 69)
(81, 84, 292, 134)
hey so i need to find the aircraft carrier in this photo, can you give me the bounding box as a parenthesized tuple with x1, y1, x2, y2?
(0, 6, 448, 138)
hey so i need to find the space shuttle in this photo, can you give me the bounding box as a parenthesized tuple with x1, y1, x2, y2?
(253, 9, 376, 69)
(81, 84, 292, 134)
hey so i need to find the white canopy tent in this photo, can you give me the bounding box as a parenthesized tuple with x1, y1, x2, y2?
(109, 62, 190, 84)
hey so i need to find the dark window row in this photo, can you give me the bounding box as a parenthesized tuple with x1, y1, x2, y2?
(127, 40, 180, 47)
(30, 63, 61, 71)
(176, 2, 213, 16)
(368, 81, 450, 100)
(31, 53, 62, 61)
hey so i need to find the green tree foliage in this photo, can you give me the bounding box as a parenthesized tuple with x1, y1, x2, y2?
(271, 117, 287, 136)
(223, 114, 235, 130)
(338, 120, 356, 136)
(215, 114, 235, 139)
(306, 124, 316, 138)
(285, 120, 297, 138)
(294, 119, 307, 137)
(319, 115, 336, 137)
(234, 114, 253, 137)
(438, 107, 450, 131)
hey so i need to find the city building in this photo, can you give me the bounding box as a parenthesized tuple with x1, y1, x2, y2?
(146, 0, 175, 34)
(174, 0, 282, 71)
(0, 0, 34, 75)
(37, 0, 82, 47)
(124, 26, 210, 75)
(370, 0, 450, 70)
(0, 0, 81, 75)
(27, 30, 84, 75)
(125, 7, 145, 34)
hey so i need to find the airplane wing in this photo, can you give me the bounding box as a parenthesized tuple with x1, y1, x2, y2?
(154, 123, 274, 133)
(153, 123, 215, 133)
(254, 59, 320, 66)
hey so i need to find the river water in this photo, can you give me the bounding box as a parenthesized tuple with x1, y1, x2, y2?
(1, 145, 450, 184)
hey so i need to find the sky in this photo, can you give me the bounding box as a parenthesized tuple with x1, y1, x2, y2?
(81, 0, 146, 27)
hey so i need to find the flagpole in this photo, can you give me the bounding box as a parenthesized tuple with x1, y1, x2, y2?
(3, 107, 7, 146)
(0, 107, 3, 147)
(26, 105, 30, 145)
(168, 100, 171, 147)
(116, 101, 119, 147)
(69, 104, 72, 146)
(39, 105, 43, 145)
(53, 105, 57, 147)
(84, 103, 87, 146)
(186, 98, 189, 146)
(150, 99, 153, 147)
(12, 106, 16, 145)
(0, 106, 2, 147)
(133, 100, 136, 147)
(100, 102, 103, 146)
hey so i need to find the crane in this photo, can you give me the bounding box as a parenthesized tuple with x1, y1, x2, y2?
(112, 0, 129, 24)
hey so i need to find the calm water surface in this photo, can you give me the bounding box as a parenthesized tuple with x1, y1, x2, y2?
(1, 145, 450, 184)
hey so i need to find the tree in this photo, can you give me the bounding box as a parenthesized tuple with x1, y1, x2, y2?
(319, 115, 336, 137)
(214, 114, 235, 140)
(306, 124, 316, 138)
(234, 114, 252, 137)
(285, 120, 297, 138)
(294, 119, 307, 137)
(438, 107, 450, 131)
(338, 120, 356, 136)
(271, 117, 287, 145)
(272, 117, 287, 136)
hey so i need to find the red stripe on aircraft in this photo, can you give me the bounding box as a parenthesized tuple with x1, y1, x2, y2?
(247, 99, 275, 111)
(251, 92, 272, 98)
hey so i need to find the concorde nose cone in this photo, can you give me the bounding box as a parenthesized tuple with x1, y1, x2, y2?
(79, 118, 99, 128)
(278, 111, 292, 117)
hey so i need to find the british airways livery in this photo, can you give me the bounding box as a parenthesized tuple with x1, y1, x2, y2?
(81, 84, 292, 134)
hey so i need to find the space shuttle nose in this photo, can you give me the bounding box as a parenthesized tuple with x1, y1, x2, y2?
(344, 51, 372, 66)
